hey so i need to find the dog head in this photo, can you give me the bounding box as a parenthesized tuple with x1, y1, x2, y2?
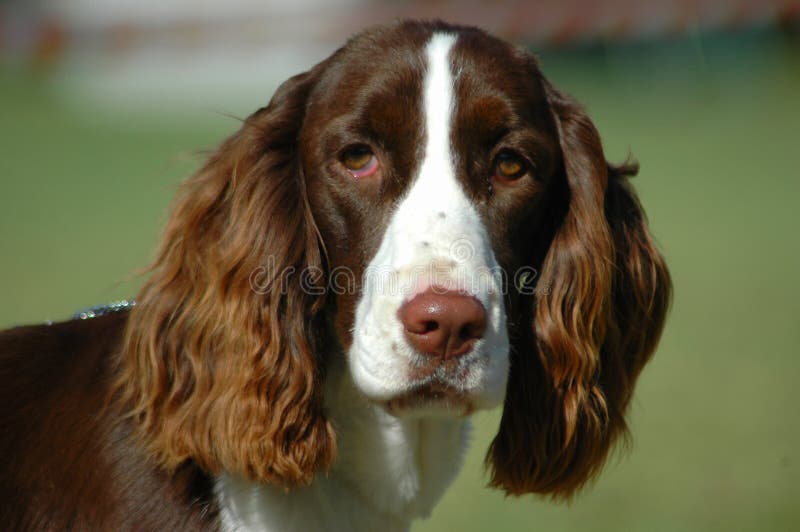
(120, 20, 670, 499)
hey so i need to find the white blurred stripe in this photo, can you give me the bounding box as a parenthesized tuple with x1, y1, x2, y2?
(46, 0, 366, 30)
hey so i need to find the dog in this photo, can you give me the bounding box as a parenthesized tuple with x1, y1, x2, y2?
(0, 19, 670, 532)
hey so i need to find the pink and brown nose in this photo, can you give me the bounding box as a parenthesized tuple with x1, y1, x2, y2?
(399, 289, 487, 359)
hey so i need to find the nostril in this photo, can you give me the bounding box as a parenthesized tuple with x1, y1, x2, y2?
(459, 323, 483, 341)
(422, 320, 439, 333)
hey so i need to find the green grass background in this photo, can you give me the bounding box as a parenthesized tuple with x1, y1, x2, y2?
(1, 29, 798, 531)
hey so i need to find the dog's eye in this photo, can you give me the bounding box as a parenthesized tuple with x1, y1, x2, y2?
(341, 146, 379, 178)
(493, 150, 527, 181)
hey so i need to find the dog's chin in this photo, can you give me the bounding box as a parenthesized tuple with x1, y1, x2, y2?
(376, 382, 478, 418)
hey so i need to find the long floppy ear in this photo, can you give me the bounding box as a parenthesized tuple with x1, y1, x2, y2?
(116, 70, 336, 487)
(487, 80, 671, 499)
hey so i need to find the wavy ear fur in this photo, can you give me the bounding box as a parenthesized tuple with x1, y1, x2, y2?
(487, 79, 671, 499)
(116, 70, 336, 487)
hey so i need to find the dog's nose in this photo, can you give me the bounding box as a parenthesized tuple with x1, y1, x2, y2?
(399, 289, 487, 359)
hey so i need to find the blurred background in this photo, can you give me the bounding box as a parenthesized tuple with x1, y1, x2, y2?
(1, 0, 798, 530)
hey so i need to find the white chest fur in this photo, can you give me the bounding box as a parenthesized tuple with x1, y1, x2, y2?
(216, 359, 470, 532)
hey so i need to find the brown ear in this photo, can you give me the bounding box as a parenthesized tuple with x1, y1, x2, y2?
(487, 81, 671, 499)
(116, 70, 336, 487)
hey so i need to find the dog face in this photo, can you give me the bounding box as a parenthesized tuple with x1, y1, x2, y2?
(120, 20, 670, 499)
(304, 31, 540, 415)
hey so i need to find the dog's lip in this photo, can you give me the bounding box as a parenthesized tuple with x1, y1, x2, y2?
(380, 382, 474, 416)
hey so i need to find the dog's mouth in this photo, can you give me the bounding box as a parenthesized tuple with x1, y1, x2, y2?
(382, 382, 474, 417)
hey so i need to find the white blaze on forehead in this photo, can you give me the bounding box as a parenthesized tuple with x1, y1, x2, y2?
(349, 31, 509, 406)
(422, 33, 457, 183)
(384, 32, 477, 268)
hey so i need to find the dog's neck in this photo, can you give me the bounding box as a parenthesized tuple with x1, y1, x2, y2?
(216, 357, 471, 532)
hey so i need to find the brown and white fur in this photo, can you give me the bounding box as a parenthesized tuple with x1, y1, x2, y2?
(0, 20, 670, 532)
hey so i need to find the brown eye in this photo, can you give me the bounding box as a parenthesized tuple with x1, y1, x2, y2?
(494, 150, 527, 180)
(341, 146, 379, 178)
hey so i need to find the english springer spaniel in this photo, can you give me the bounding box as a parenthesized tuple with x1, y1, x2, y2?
(0, 20, 671, 532)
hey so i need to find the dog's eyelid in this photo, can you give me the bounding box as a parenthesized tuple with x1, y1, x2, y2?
(338, 142, 372, 158)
